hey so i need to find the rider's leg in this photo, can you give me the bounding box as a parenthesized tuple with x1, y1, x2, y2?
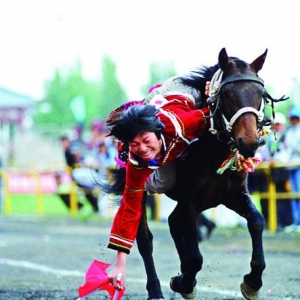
(145, 161, 176, 194)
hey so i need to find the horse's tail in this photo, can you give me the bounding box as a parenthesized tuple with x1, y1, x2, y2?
(99, 167, 126, 195)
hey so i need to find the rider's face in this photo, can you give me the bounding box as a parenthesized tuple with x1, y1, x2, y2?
(129, 132, 162, 162)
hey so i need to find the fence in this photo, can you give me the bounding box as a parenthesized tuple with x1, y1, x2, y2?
(252, 161, 300, 232)
(0, 170, 80, 216)
(1, 163, 300, 232)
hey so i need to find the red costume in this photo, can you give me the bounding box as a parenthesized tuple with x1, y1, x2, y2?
(108, 94, 210, 253)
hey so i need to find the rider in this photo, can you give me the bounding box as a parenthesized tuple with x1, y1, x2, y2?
(106, 87, 210, 289)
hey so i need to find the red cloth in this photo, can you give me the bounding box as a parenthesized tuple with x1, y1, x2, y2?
(108, 95, 210, 253)
(78, 260, 125, 299)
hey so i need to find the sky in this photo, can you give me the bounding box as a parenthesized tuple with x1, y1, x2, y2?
(0, 0, 299, 101)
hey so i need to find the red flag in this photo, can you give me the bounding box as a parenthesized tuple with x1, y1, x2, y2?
(78, 260, 125, 300)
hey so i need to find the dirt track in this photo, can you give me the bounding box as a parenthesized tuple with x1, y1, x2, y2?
(0, 215, 299, 300)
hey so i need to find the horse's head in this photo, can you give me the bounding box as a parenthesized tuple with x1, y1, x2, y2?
(208, 48, 268, 158)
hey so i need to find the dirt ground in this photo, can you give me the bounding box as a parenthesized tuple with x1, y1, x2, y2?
(0, 215, 299, 300)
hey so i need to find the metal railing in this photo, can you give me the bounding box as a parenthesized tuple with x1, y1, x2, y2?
(0, 170, 80, 216)
(1, 164, 300, 232)
(253, 161, 300, 233)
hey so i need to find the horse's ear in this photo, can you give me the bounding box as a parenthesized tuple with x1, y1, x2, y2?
(251, 49, 268, 73)
(218, 48, 230, 71)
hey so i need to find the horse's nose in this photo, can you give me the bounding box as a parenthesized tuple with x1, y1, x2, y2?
(237, 138, 259, 158)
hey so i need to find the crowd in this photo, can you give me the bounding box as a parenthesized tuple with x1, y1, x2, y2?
(249, 106, 300, 232)
(56, 120, 118, 215)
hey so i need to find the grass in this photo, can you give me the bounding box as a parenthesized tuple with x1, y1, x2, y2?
(2, 192, 114, 221)
(2, 193, 100, 218)
(5, 194, 71, 216)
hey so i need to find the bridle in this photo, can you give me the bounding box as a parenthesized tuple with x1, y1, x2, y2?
(204, 69, 289, 174)
(205, 69, 287, 140)
(206, 69, 266, 136)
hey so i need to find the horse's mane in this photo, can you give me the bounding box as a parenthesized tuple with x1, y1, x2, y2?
(178, 56, 240, 108)
(180, 64, 217, 89)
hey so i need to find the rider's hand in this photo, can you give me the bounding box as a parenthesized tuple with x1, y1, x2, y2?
(108, 251, 127, 290)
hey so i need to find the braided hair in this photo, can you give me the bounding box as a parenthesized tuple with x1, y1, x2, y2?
(107, 105, 165, 143)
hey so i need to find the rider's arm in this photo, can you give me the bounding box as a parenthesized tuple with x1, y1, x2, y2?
(108, 162, 153, 253)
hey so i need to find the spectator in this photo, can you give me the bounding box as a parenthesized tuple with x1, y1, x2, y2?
(84, 120, 107, 168)
(54, 172, 84, 211)
(248, 112, 294, 230)
(282, 107, 300, 232)
(59, 135, 99, 213)
(266, 112, 293, 229)
(96, 141, 118, 176)
(60, 135, 80, 169)
(71, 140, 117, 189)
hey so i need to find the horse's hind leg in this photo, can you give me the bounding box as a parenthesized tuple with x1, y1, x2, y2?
(136, 193, 164, 300)
(228, 193, 266, 300)
(168, 203, 202, 299)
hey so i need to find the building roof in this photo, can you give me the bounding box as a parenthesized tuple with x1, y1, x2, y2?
(0, 86, 35, 109)
(0, 86, 36, 125)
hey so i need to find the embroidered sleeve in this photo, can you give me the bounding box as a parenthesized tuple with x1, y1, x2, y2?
(108, 162, 153, 253)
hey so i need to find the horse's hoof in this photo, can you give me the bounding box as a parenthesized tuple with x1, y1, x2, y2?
(170, 276, 197, 299)
(240, 281, 259, 300)
(180, 286, 197, 299)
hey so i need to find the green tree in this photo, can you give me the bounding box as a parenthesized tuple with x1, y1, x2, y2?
(288, 77, 300, 107)
(34, 57, 178, 133)
(98, 55, 128, 118)
(262, 84, 294, 120)
(34, 56, 128, 131)
(141, 61, 177, 96)
(34, 61, 100, 130)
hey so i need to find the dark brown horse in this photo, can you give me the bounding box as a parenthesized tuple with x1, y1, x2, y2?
(105, 48, 287, 300)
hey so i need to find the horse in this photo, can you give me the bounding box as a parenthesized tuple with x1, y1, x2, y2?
(104, 48, 288, 300)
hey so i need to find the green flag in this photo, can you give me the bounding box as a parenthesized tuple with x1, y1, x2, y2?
(70, 95, 86, 122)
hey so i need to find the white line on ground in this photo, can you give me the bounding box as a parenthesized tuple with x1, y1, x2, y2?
(0, 258, 239, 297)
(0, 258, 84, 277)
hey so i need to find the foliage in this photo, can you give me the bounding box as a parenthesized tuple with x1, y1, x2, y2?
(98, 55, 128, 118)
(33, 57, 178, 133)
(34, 61, 101, 130)
(265, 84, 296, 119)
(141, 61, 176, 96)
(33, 57, 128, 131)
(287, 77, 300, 107)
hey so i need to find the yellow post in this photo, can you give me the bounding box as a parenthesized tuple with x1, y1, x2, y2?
(211, 207, 217, 223)
(33, 173, 43, 216)
(268, 171, 277, 233)
(69, 180, 78, 216)
(0, 170, 12, 214)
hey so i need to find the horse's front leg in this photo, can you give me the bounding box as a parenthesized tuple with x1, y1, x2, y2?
(168, 203, 202, 299)
(228, 192, 266, 300)
(136, 193, 164, 300)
